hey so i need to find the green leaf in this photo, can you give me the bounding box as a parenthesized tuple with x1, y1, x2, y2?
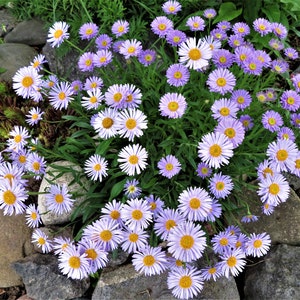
(261, 4, 281, 22)
(213, 2, 242, 24)
(280, 0, 300, 11)
(0, 67, 6, 74)
(109, 178, 127, 200)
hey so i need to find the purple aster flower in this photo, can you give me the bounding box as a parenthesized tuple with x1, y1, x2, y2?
(159, 92, 187, 118)
(217, 21, 231, 31)
(230, 89, 252, 110)
(255, 50, 272, 67)
(245, 232, 271, 257)
(277, 127, 296, 142)
(70, 80, 82, 95)
(262, 110, 283, 132)
(151, 16, 173, 37)
(26, 107, 44, 126)
(241, 214, 259, 223)
(138, 49, 156, 66)
(269, 38, 284, 51)
(49, 81, 74, 110)
(265, 88, 277, 102)
(145, 194, 165, 218)
(203, 35, 222, 52)
(272, 22, 288, 39)
(93, 50, 113, 67)
(257, 159, 278, 180)
(212, 49, 234, 68)
(25, 204, 42, 228)
(291, 113, 300, 128)
(47, 21, 69, 48)
(201, 264, 223, 282)
(203, 8, 217, 19)
(112, 40, 125, 53)
(30, 54, 47, 71)
(81, 88, 104, 110)
(186, 16, 205, 31)
(210, 28, 227, 41)
(84, 76, 103, 91)
(119, 39, 142, 59)
(271, 59, 289, 74)
(105, 83, 127, 109)
(79, 22, 98, 40)
(211, 98, 239, 120)
(205, 198, 222, 222)
(121, 227, 149, 253)
(284, 47, 299, 60)
(157, 155, 181, 179)
(111, 20, 129, 37)
(253, 18, 272, 36)
(32, 229, 53, 253)
(212, 230, 237, 254)
(228, 34, 244, 48)
(209, 172, 234, 199)
(262, 202, 275, 215)
(242, 56, 263, 75)
(95, 34, 113, 50)
(124, 179, 142, 199)
(232, 22, 250, 36)
(291, 151, 300, 177)
(196, 162, 212, 178)
(100, 199, 124, 226)
(239, 114, 254, 131)
(207, 68, 236, 95)
(25, 152, 46, 180)
(166, 63, 190, 87)
(234, 46, 253, 66)
(166, 29, 187, 46)
(84, 154, 108, 182)
(256, 91, 267, 103)
(162, 0, 182, 15)
(280, 90, 300, 111)
(78, 51, 95, 72)
(291, 74, 300, 93)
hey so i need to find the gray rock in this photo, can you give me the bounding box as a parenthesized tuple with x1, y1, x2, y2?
(0, 8, 18, 37)
(241, 187, 300, 245)
(4, 18, 47, 45)
(92, 263, 239, 300)
(38, 160, 90, 225)
(0, 210, 34, 287)
(0, 43, 37, 82)
(12, 253, 90, 300)
(244, 244, 300, 299)
(284, 172, 300, 192)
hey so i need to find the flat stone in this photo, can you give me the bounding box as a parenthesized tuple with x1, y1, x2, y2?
(0, 211, 34, 287)
(0, 43, 37, 83)
(0, 8, 18, 37)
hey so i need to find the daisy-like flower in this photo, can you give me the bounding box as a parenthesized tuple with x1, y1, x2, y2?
(84, 76, 103, 91)
(245, 232, 271, 257)
(167, 266, 204, 299)
(241, 214, 259, 223)
(82, 218, 123, 251)
(219, 248, 246, 278)
(95, 34, 113, 50)
(201, 264, 222, 281)
(25, 152, 46, 179)
(138, 49, 156, 66)
(166, 29, 187, 46)
(291, 152, 300, 177)
(272, 22, 288, 39)
(0, 179, 27, 216)
(253, 18, 272, 36)
(116, 109, 148, 141)
(167, 221, 207, 262)
(198, 132, 234, 169)
(217, 21, 231, 31)
(121, 198, 152, 230)
(84, 154, 108, 182)
(215, 117, 245, 148)
(196, 162, 212, 179)
(211, 230, 237, 254)
(30, 54, 47, 72)
(242, 56, 264, 75)
(232, 22, 250, 36)
(234, 46, 253, 66)
(234, 233, 248, 251)
(93, 50, 113, 68)
(178, 37, 212, 70)
(159, 92, 187, 119)
(257, 173, 290, 206)
(12, 66, 42, 99)
(277, 127, 295, 142)
(210, 28, 227, 41)
(209, 172, 234, 199)
(265, 88, 277, 102)
(262, 202, 275, 215)
(77, 238, 108, 274)
(186, 16, 205, 31)
(118, 144, 148, 176)
(230, 89, 252, 110)
(240, 114, 254, 131)
(280, 90, 300, 111)
(291, 74, 300, 92)
(162, 0, 182, 15)
(71, 80, 82, 95)
(46, 183, 75, 214)
(178, 187, 213, 222)
(53, 236, 74, 256)
(211, 98, 239, 121)
(203, 8, 217, 19)
(111, 20, 129, 37)
(32, 228, 53, 253)
(291, 113, 300, 128)
(207, 68, 236, 95)
(79, 22, 98, 40)
(25, 204, 42, 228)
(256, 159, 278, 180)
(203, 35, 222, 52)
(166, 63, 190, 87)
(228, 34, 244, 48)
(266, 139, 298, 173)
(78, 51, 95, 72)
(91, 108, 119, 139)
(25, 107, 44, 126)
(269, 38, 284, 51)
(145, 194, 165, 219)
(81, 88, 104, 110)
(151, 16, 173, 37)
(154, 208, 185, 240)
(49, 81, 74, 110)
(157, 155, 181, 179)
(122, 84, 142, 109)
(132, 245, 167, 276)
(256, 91, 267, 103)
(121, 227, 149, 253)
(284, 47, 299, 60)
(261, 110, 283, 132)
(166, 256, 192, 271)
(7, 125, 30, 152)
(212, 49, 234, 68)
(47, 21, 69, 47)
(255, 49, 272, 67)
(58, 244, 90, 279)
(100, 199, 124, 226)
(271, 59, 289, 74)
(124, 179, 142, 199)
(104, 83, 127, 109)
(119, 39, 142, 59)
(43, 74, 59, 89)
(10, 148, 29, 170)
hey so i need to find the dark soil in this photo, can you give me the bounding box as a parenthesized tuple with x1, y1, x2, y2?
(0, 286, 26, 300)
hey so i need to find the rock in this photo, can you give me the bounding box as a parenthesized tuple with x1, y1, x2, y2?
(106, 247, 130, 268)
(0, 43, 37, 82)
(4, 18, 47, 46)
(92, 263, 239, 300)
(0, 8, 18, 37)
(38, 160, 90, 225)
(284, 172, 300, 192)
(241, 188, 300, 245)
(0, 211, 34, 287)
(17, 295, 34, 300)
(244, 244, 300, 299)
(12, 253, 90, 300)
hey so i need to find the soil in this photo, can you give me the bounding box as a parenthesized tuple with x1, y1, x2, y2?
(0, 286, 26, 300)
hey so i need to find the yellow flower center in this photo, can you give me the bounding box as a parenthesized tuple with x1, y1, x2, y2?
(189, 197, 201, 209)
(93, 163, 101, 171)
(175, 260, 183, 267)
(259, 24, 266, 31)
(100, 230, 112, 242)
(276, 149, 288, 161)
(127, 46, 135, 54)
(268, 118, 276, 125)
(38, 237, 45, 245)
(219, 56, 226, 63)
(263, 167, 273, 178)
(54, 29, 63, 39)
(68, 256, 81, 269)
(125, 118, 137, 130)
(224, 127, 236, 138)
(208, 267, 216, 274)
(85, 28, 93, 35)
(216, 77, 226, 87)
(165, 219, 176, 230)
(240, 54, 246, 61)
(269, 183, 280, 195)
(168, 6, 175, 12)
(55, 194, 64, 203)
(188, 48, 201, 60)
(249, 63, 257, 70)
(220, 237, 228, 246)
(91, 82, 97, 88)
(102, 117, 113, 129)
(295, 159, 300, 169)
(180, 235, 194, 249)
(227, 256, 237, 267)
(209, 144, 222, 157)
(14, 134, 22, 143)
(126, 94, 133, 102)
(58, 92, 66, 100)
(132, 209, 143, 220)
(31, 212, 37, 220)
(179, 276, 192, 288)
(102, 41, 107, 46)
(19, 155, 26, 164)
(85, 59, 92, 66)
(168, 101, 179, 112)
(237, 96, 245, 104)
(287, 97, 295, 105)
(113, 92, 122, 102)
(165, 163, 174, 171)
(90, 96, 97, 103)
(143, 255, 155, 266)
(85, 248, 97, 260)
(173, 71, 182, 79)
(31, 113, 39, 120)
(216, 181, 225, 191)
(110, 210, 120, 220)
(238, 27, 245, 33)
(32, 161, 40, 171)
(145, 54, 153, 61)
(33, 61, 40, 68)
(128, 155, 139, 165)
(253, 239, 262, 248)
(158, 23, 166, 31)
(150, 202, 156, 210)
(118, 26, 124, 33)
(129, 233, 139, 242)
(3, 190, 16, 205)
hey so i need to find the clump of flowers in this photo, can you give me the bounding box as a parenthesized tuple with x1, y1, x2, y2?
(1, 1, 299, 298)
